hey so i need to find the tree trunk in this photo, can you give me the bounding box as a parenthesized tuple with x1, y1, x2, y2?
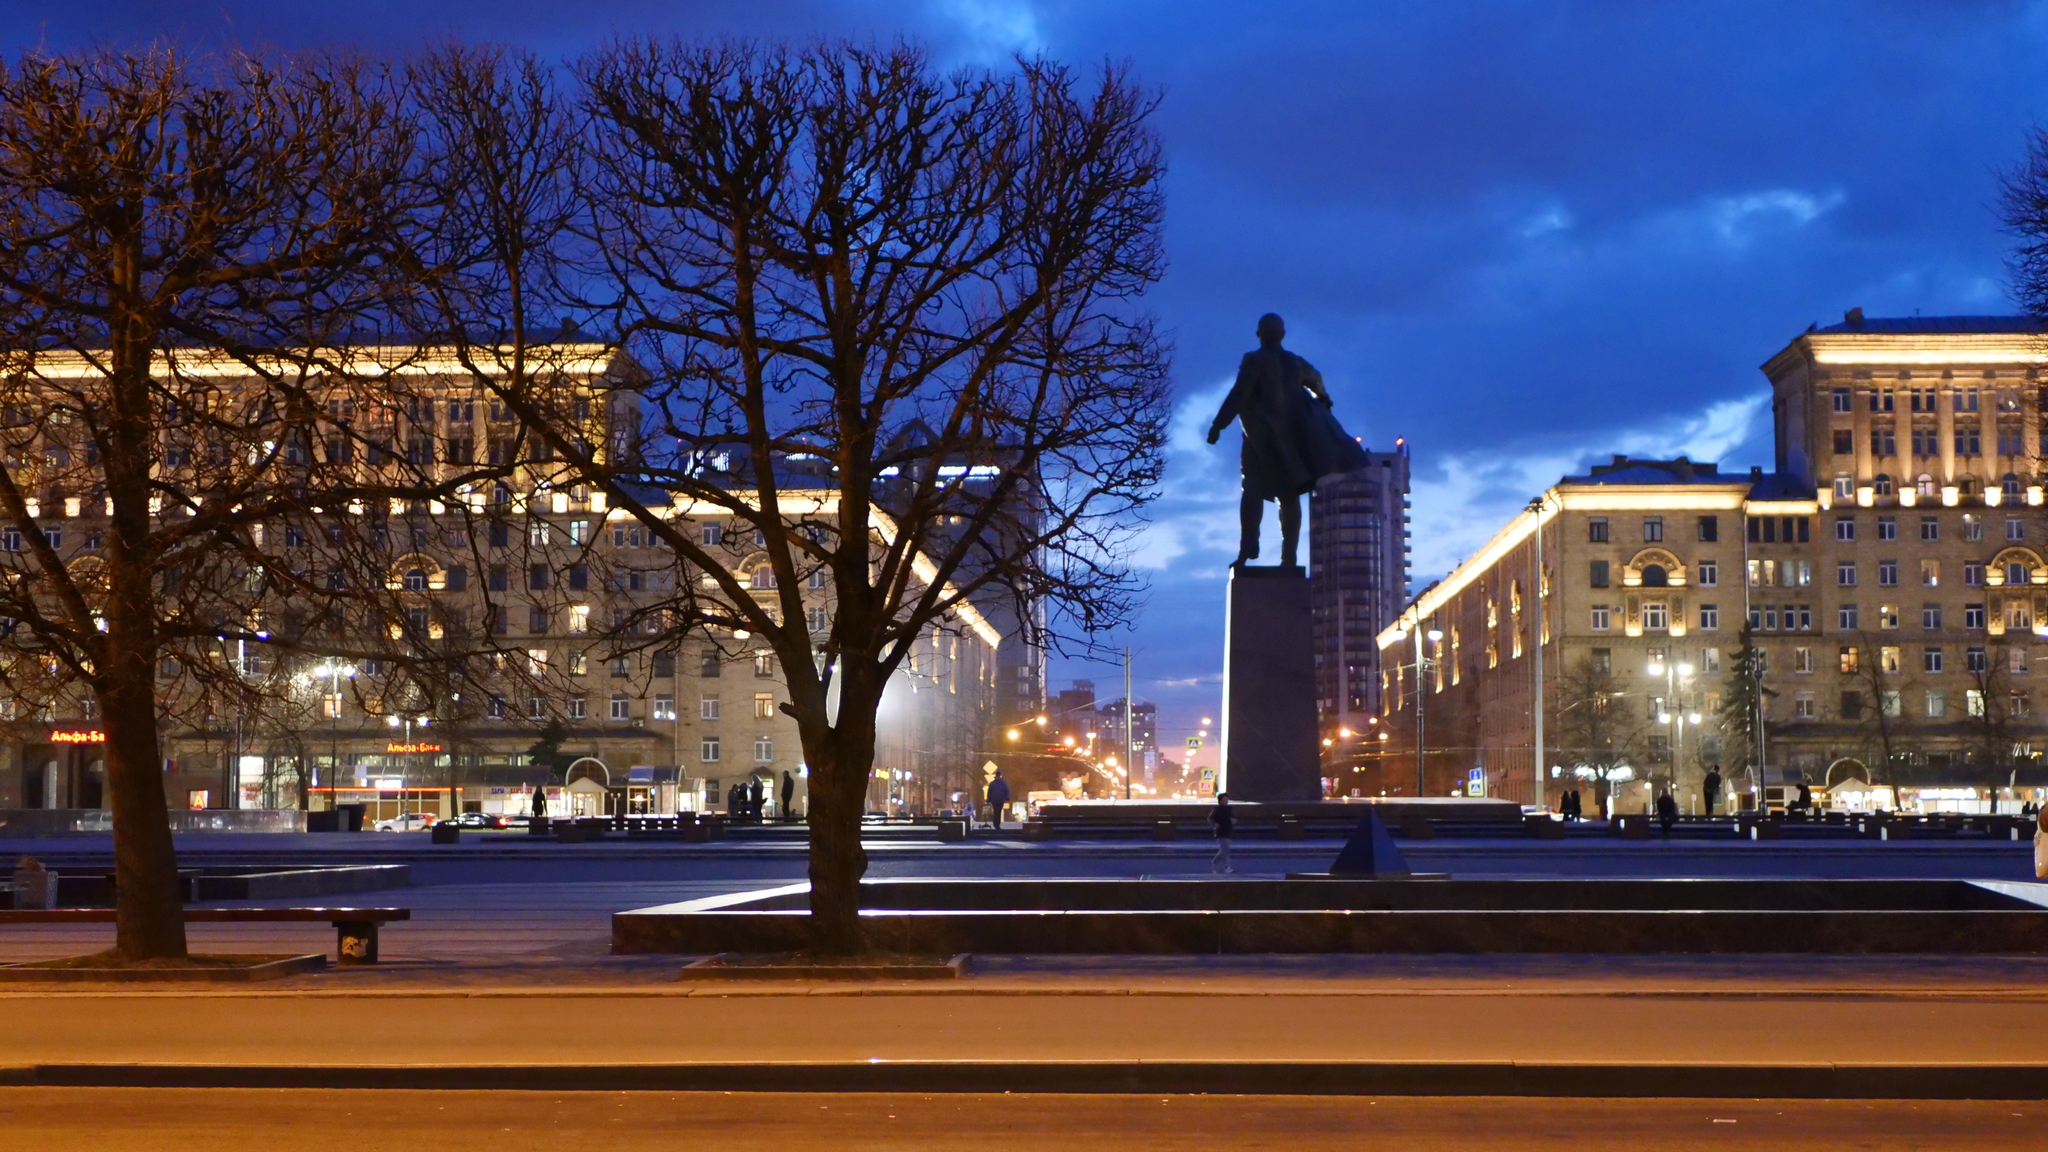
(805, 708, 876, 955)
(99, 648, 185, 959)
(101, 333, 186, 960)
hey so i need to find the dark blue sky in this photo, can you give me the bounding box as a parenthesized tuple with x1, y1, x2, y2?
(11, 1, 2048, 748)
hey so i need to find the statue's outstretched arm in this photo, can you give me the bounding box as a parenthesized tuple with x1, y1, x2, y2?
(1207, 359, 1250, 444)
(1301, 359, 1334, 409)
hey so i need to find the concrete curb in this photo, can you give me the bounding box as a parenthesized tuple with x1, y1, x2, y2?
(0, 954, 327, 983)
(5, 1061, 2045, 1098)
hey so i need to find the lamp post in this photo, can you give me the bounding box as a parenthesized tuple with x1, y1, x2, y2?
(314, 662, 354, 807)
(1390, 623, 1444, 797)
(1646, 656, 1694, 798)
(386, 712, 431, 815)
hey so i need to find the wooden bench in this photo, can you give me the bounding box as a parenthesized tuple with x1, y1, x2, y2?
(0, 907, 410, 965)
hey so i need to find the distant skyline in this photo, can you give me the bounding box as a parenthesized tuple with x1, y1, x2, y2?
(7, 2, 2048, 744)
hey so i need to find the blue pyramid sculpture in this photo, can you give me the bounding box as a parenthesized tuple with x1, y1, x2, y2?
(1328, 807, 1414, 877)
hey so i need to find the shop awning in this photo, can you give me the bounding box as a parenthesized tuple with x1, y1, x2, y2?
(627, 765, 681, 785)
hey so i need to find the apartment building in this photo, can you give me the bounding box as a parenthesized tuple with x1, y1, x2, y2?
(1373, 314, 2048, 814)
(0, 344, 1003, 823)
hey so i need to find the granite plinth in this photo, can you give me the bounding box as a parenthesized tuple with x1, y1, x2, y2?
(613, 879, 2048, 956)
(1221, 566, 1321, 802)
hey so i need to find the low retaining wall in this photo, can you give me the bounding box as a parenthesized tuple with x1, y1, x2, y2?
(612, 878, 2048, 955)
(0, 809, 307, 836)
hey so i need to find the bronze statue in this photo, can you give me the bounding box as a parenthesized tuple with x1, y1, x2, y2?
(1207, 313, 1370, 567)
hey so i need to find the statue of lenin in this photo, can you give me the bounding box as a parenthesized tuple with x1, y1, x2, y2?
(1206, 313, 1371, 568)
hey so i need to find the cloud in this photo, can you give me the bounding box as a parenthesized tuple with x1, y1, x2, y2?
(1408, 393, 1769, 582)
(927, 0, 1042, 61)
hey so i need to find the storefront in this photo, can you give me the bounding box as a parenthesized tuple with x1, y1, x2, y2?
(18, 729, 107, 810)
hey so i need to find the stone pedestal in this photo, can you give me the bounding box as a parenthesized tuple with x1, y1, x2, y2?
(1221, 565, 1323, 802)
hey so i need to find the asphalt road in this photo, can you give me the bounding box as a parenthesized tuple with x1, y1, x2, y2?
(3, 990, 2046, 1067)
(0, 1090, 2037, 1151)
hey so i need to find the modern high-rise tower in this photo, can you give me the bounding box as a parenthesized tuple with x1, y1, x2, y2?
(1309, 441, 1412, 732)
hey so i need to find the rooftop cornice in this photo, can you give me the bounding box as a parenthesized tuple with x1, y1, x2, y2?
(1765, 330, 2048, 375)
(0, 342, 622, 381)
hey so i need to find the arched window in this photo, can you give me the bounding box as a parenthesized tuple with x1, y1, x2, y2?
(1639, 564, 1669, 588)
(750, 568, 777, 590)
(1960, 477, 1978, 497)
(403, 568, 427, 592)
(2004, 473, 2023, 498)
(1874, 474, 1894, 496)
(1917, 474, 1937, 497)
(2010, 562, 2031, 587)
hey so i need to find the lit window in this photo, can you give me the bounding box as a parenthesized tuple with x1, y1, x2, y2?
(754, 693, 776, 719)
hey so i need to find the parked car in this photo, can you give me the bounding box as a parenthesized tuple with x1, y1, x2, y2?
(374, 812, 436, 833)
(445, 812, 509, 831)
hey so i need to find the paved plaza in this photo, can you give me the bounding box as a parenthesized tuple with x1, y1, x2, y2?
(0, 831, 2043, 1104)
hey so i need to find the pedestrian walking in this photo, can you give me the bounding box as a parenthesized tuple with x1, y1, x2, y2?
(1702, 767, 1722, 816)
(1210, 792, 1235, 874)
(780, 770, 797, 821)
(2036, 805, 2048, 880)
(1655, 790, 1679, 837)
(985, 769, 1012, 831)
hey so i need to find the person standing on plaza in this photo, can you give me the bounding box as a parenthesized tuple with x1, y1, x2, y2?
(985, 769, 1012, 831)
(1703, 767, 1723, 816)
(2036, 804, 2048, 880)
(1655, 789, 1679, 837)
(749, 775, 765, 821)
(1210, 793, 1235, 874)
(780, 770, 797, 822)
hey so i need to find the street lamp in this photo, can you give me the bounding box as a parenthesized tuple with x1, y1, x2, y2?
(1390, 624, 1444, 797)
(313, 661, 355, 805)
(1649, 656, 1695, 797)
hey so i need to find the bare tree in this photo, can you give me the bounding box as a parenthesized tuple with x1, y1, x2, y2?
(1840, 633, 1913, 798)
(406, 42, 1169, 950)
(0, 48, 448, 960)
(1963, 640, 2019, 772)
(2000, 128, 2048, 321)
(1551, 655, 1645, 814)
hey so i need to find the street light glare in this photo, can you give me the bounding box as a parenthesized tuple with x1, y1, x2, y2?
(1677, 663, 1694, 677)
(1425, 629, 1443, 642)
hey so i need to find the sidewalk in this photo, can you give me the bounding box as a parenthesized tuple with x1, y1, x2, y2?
(3, 955, 2048, 1096)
